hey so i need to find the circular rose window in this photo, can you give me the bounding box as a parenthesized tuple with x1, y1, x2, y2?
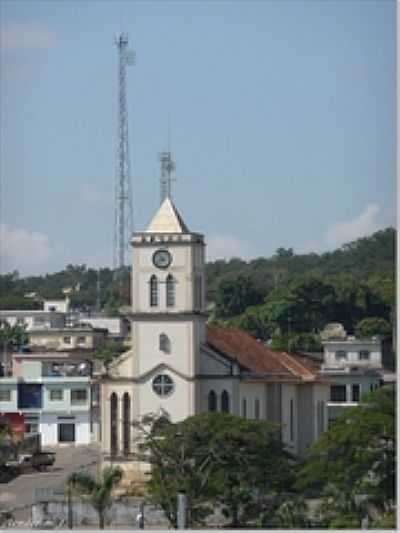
(152, 374, 174, 397)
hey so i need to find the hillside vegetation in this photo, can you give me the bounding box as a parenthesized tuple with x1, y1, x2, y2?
(0, 228, 395, 349)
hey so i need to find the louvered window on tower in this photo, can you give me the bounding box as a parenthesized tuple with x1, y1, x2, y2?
(150, 275, 158, 307)
(166, 275, 175, 307)
(159, 333, 171, 354)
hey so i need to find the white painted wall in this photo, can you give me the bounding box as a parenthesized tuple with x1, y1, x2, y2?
(281, 384, 298, 454)
(323, 340, 382, 368)
(200, 378, 237, 413)
(134, 321, 193, 377)
(39, 412, 90, 445)
(239, 382, 266, 420)
(139, 370, 195, 423)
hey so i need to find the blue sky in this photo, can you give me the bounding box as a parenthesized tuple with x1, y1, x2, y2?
(0, 0, 395, 275)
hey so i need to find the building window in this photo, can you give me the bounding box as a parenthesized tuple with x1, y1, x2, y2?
(221, 390, 230, 413)
(150, 275, 158, 307)
(71, 389, 87, 404)
(370, 382, 379, 392)
(63, 336, 71, 344)
(241, 398, 247, 418)
(122, 392, 131, 456)
(49, 390, 63, 401)
(254, 398, 260, 420)
(290, 398, 294, 441)
(77, 336, 86, 345)
(152, 374, 174, 397)
(351, 384, 360, 402)
(208, 390, 217, 412)
(0, 390, 11, 402)
(159, 333, 171, 354)
(330, 385, 347, 402)
(359, 350, 370, 361)
(25, 422, 39, 434)
(18, 384, 42, 409)
(110, 393, 118, 456)
(335, 350, 347, 361)
(166, 275, 175, 307)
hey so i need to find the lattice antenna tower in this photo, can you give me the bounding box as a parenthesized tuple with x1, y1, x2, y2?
(113, 33, 134, 269)
(159, 151, 176, 204)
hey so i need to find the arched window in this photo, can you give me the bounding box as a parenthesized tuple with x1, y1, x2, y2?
(110, 393, 118, 456)
(221, 390, 230, 413)
(208, 390, 217, 412)
(166, 275, 175, 307)
(241, 398, 247, 418)
(254, 398, 260, 420)
(159, 333, 171, 354)
(122, 392, 131, 456)
(150, 275, 158, 307)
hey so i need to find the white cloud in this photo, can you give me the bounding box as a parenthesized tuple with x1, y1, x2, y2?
(0, 22, 56, 50)
(0, 223, 54, 275)
(300, 203, 383, 254)
(206, 234, 257, 262)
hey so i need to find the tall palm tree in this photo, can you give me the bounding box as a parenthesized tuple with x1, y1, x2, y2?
(68, 466, 123, 529)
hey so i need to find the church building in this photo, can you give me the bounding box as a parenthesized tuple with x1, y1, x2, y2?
(100, 197, 330, 479)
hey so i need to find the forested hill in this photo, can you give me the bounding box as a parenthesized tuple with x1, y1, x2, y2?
(0, 227, 395, 348)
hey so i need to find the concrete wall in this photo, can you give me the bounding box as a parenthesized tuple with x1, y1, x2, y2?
(29, 330, 104, 351)
(0, 380, 18, 411)
(239, 382, 266, 420)
(281, 384, 298, 454)
(39, 412, 90, 445)
(323, 340, 382, 369)
(199, 378, 238, 414)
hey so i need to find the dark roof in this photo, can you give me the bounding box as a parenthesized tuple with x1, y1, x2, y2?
(206, 326, 328, 383)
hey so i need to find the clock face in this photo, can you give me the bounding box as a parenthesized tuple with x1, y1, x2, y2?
(153, 249, 172, 269)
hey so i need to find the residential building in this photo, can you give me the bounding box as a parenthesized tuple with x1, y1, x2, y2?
(0, 310, 66, 331)
(321, 334, 385, 423)
(0, 352, 97, 445)
(28, 326, 107, 352)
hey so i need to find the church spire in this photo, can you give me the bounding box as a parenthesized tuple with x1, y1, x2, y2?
(146, 197, 189, 233)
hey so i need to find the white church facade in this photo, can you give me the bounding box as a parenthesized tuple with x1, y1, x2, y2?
(100, 198, 330, 480)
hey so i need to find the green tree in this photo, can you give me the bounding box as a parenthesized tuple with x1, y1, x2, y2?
(271, 332, 322, 353)
(135, 412, 293, 528)
(228, 306, 271, 341)
(355, 317, 392, 338)
(297, 386, 395, 527)
(264, 274, 336, 334)
(68, 466, 123, 529)
(0, 322, 28, 350)
(93, 340, 122, 372)
(214, 274, 264, 319)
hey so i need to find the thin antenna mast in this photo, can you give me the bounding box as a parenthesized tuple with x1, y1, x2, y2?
(159, 116, 175, 204)
(113, 33, 134, 270)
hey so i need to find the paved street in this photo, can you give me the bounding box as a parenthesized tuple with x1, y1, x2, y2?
(0, 444, 100, 522)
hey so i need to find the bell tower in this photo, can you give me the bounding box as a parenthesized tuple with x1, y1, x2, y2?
(129, 197, 207, 421)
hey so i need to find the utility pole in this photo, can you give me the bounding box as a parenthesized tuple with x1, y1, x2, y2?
(177, 492, 187, 529)
(113, 33, 134, 270)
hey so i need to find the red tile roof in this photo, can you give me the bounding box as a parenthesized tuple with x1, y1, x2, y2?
(206, 326, 326, 383)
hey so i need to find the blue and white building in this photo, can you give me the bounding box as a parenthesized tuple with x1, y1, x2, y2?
(0, 352, 96, 445)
